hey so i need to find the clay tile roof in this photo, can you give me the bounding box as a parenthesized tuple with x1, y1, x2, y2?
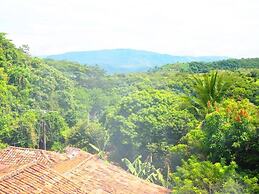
(53, 150, 93, 174)
(0, 147, 171, 194)
(0, 146, 66, 167)
(0, 163, 87, 194)
(65, 154, 171, 194)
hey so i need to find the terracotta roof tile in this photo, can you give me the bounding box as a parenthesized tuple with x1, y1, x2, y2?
(0, 146, 66, 167)
(0, 163, 87, 194)
(0, 147, 171, 194)
(65, 153, 170, 194)
(53, 150, 92, 174)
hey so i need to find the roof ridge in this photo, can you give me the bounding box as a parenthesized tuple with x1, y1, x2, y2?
(8, 146, 61, 155)
(2, 146, 66, 163)
(40, 149, 55, 164)
(0, 162, 40, 181)
(8, 146, 41, 151)
(64, 153, 97, 175)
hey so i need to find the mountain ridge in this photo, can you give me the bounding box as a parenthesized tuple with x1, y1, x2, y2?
(45, 49, 227, 73)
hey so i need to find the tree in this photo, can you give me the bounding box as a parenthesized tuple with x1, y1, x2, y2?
(202, 99, 259, 171)
(37, 111, 68, 150)
(66, 120, 108, 154)
(105, 88, 197, 163)
(16, 110, 38, 148)
(188, 72, 229, 118)
(171, 157, 258, 194)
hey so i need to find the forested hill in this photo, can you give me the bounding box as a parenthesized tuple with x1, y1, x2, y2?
(45, 49, 226, 73)
(153, 58, 259, 73)
(0, 33, 259, 193)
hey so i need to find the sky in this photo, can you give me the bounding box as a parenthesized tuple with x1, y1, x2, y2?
(1, 0, 259, 58)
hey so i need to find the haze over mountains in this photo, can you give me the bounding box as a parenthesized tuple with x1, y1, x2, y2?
(45, 49, 227, 73)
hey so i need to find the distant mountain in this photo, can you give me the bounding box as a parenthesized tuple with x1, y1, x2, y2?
(45, 49, 227, 73)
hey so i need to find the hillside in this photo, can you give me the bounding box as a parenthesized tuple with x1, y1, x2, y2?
(153, 58, 259, 73)
(45, 49, 227, 73)
(0, 33, 259, 193)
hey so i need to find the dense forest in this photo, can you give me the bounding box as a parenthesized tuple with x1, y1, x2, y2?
(0, 33, 258, 193)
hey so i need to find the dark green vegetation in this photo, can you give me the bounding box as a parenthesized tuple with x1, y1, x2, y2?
(155, 58, 259, 73)
(0, 33, 258, 193)
(45, 49, 226, 73)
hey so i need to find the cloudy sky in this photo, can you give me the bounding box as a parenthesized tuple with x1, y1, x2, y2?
(1, 0, 259, 57)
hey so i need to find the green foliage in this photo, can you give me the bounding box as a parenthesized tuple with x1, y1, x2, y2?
(0, 32, 258, 192)
(156, 58, 259, 73)
(66, 120, 108, 154)
(0, 34, 73, 149)
(181, 127, 205, 154)
(225, 71, 259, 105)
(165, 144, 190, 170)
(122, 155, 171, 188)
(39, 111, 69, 150)
(202, 99, 259, 170)
(187, 72, 229, 118)
(105, 88, 197, 162)
(16, 110, 38, 147)
(171, 157, 258, 194)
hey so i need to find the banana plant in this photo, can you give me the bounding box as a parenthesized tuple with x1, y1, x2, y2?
(89, 130, 110, 160)
(122, 155, 171, 188)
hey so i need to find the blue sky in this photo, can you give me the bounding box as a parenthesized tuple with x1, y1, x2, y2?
(1, 0, 259, 57)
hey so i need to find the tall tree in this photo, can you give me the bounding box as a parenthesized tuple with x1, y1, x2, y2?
(188, 72, 229, 118)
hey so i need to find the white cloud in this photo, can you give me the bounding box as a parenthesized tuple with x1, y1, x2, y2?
(0, 0, 258, 57)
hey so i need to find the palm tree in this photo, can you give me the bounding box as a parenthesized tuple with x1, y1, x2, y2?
(188, 72, 229, 118)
